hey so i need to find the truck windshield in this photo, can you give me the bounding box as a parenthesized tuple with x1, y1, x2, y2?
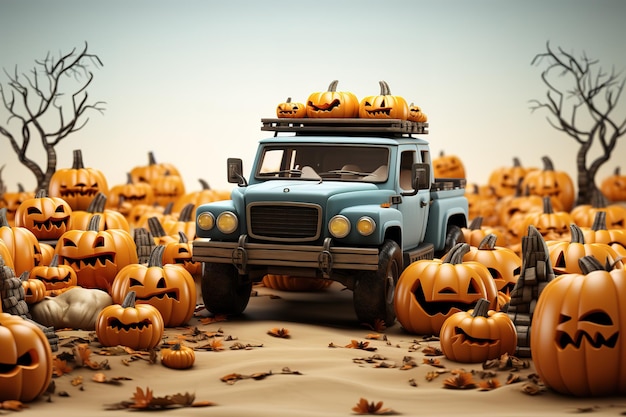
(256, 145, 389, 182)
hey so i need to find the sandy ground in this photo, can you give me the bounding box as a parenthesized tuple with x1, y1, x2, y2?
(15, 283, 626, 417)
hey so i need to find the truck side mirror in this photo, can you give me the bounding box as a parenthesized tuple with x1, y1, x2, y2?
(227, 158, 247, 186)
(413, 163, 430, 190)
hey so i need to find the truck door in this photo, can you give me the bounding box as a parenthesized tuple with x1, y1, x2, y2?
(398, 149, 430, 249)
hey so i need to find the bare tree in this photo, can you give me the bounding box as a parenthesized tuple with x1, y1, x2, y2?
(530, 42, 626, 205)
(0, 43, 105, 192)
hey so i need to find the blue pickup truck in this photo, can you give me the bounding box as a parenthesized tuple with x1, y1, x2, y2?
(192, 118, 468, 326)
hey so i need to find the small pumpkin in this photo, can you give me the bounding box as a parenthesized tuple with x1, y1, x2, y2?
(581, 211, 626, 258)
(530, 256, 626, 397)
(29, 254, 78, 294)
(521, 155, 575, 211)
(262, 274, 333, 292)
(149, 171, 186, 208)
(0, 312, 53, 402)
(130, 151, 181, 185)
(106, 172, 155, 216)
(407, 102, 428, 123)
(29, 286, 113, 330)
(162, 203, 197, 240)
(276, 97, 307, 118)
(465, 185, 500, 227)
(110, 245, 196, 327)
(172, 178, 227, 214)
(487, 157, 536, 199)
(161, 231, 201, 278)
(432, 151, 465, 179)
(70, 192, 130, 232)
(521, 196, 572, 242)
(439, 298, 517, 363)
(21, 273, 47, 305)
(359, 81, 409, 120)
(48, 149, 109, 211)
(0, 182, 35, 225)
(306, 80, 359, 118)
(570, 191, 626, 229)
(161, 342, 195, 369)
(463, 234, 521, 296)
(14, 189, 72, 241)
(96, 291, 164, 350)
(600, 166, 626, 202)
(394, 243, 498, 335)
(461, 216, 505, 247)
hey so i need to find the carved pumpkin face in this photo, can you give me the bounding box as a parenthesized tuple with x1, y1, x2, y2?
(55, 215, 138, 292)
(130, 151, 181, 185)
(0, 313, 53, 402)
(107, 173, 155, 216)
(531, 256, 626, 397)
(463, 234, 521, 294)
(408, 103, 428, 123)
(394, 243, 498, 335)
(306, 80, 359, 118)
(521, 197, 572, 242)
(0, 208, 43, 276)
(488, 158, 535, 198)
(521, 156, 575, 211)
(149, 173, 186, 207)
(14, 190, 72, 240)
(359, 81, 409, 120)
(440, 298, 517, 363)
(600, 167, 626, 203)
(276, 97, 307, 118)
(29, 254, 78, 293)
(48, 149, 109, 211)
(96, 291, 164, 350)
(0, 184, 34, 224)
(111, 245, 196, 327)
(161, 232, 201, 277)
(432, 152, 465, 178)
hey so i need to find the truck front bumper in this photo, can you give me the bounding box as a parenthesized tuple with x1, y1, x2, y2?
(192, 235, 379, 277)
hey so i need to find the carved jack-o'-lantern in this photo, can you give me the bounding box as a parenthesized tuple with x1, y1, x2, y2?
(130, 151, 181, 185)
(487, 157, 536, 199)
(463, 234, 521, 295)
(54, 215, 138, 292)
(407, 102, 428, 123)
(0, 183, 34, 225)
(306, 80, 359, 118)
(49, 149, 109, 211)
(0, 312, 53, 402)
(70, 192, 130, 232)
(439, 298, 517, 363)
(394, 243, 498, 335)
(14, 189, 72, 241)
(149, 171, 186, 208)
(521, 155, 575, 211)
(276, 97, 307, 118)
(106, 173, 155, 217)
(0, 208, 43, 276)
(110, 245, 196, 327)
(29, 254, 78, 294)
(531, 256, 626, 396)
(96, 291, 164, 350)
(600, 166, 626, 203)
(432, 151, 466, 179)
(521, 197, 572, 243)
(359, 81, 409, 120)
(161, 231, 201, 278)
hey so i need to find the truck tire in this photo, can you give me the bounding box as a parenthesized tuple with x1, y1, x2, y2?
(353, 240, 402, 328)
(201, 263, 252, 315)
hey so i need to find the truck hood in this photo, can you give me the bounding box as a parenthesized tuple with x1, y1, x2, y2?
(240, 180, 383, 205)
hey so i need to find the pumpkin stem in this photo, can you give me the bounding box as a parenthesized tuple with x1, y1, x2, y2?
(569, 223, 585, 244)
(87, 214, 102, 231)
(163, 202, 174, 215)
(286, 97, 292, 103)
(122, 290, 137, 308)
(148, 245, 166, 268)
(478, 234, 498, 250)
(0, 207, 10, 227)
(591, 189, 608, 208)
(442, 242, 470, 264)
(615, 166, 621, 176)
(591, 211, 608, 232)
(49, 253, 60, 268)
(471, 298, 490, 318)
(379, 80, 391, 95)
(542, 196, 554, 214)
(178, 203, 195, 222)
(170, 343, 182, 351)
(578, 255, 607, 274)
(198, 178, 211, 190)
(178, 231, 189, 243)
(17, 183, 25, 192)
(19, 270, 29, 283)
(35, 189, 48, 198)
(468, 217, 483, 230)
(126, 172, 134, 185)
(512, 157, 522, 167)
(148, 216, 167, 238)
(87, 192, 107, 213)
(541, 155, 554, 171)
(72, 149, 85, 169)
(327, 80, 339, 92)
(148, 151, 157, 166)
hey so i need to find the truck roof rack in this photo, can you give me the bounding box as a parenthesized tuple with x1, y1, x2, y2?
(261, 118, 428, 137)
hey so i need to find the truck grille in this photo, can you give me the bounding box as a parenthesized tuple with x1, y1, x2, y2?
(247, 203, 322, 242)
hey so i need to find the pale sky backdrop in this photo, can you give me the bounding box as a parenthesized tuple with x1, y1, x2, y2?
(1, 0, 625, 194)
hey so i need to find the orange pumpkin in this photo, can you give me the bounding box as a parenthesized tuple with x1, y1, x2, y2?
(21, 273, 48, 304)
(487, 157, 536, 199)
(110, 245, 196, 327)
(55, 215, 138, 292)
(29, 254, 78, 294)
(407, 102, 428, 123)
(0, 313, 53, 402)
(172, 178, 228, 214)
(70, 192, 130, 232)
(359, 81, 409, 120)
(48, 149, 109, 211)
(570, 191, 626, 229)
(0, 182, 34, 226)
(14, 189, 72, 241)
(276, 97, 307, 118)
(306, 80, 359, 118)
(463, 234, 521, 296)
(161, 231, 201, 278)
(161, 342, 195, 369)
(581, 211, 626, 258)
(600, 166, 626, 202)
(521, 156, 575, 211)
(521, 197, 572, 242)
(162, 203, 196, 240)
(0, 207, 43, 275)
(262, 274, 333, 292)
(130, 151, 181, 185)
(432, 151, 465, 178)
(149, 171, 186, 208)
(106, 172, 155, 216)
(394, 243, 498, 335)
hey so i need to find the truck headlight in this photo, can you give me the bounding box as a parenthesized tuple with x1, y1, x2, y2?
(356, 216, 376, 236)
(329, 215, 350, 238)
(197, 212, 215, 230)
(217, 211, 238, 234)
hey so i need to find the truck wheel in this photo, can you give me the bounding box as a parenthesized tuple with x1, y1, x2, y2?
(353, 240, 402, 328)
(201, 263, 252, 315)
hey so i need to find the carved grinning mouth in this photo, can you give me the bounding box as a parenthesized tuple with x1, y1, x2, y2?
(413, 282, 478, 316)
(0, 350, 35, 374)
(62, 253, 114, 269)
(58, 188, 99, 198)
(452, 327, 496, 346)
(107, 318, 153, 332)
(33, 216, 70, 231)
(308, 99, 341, 112)
(34, 274, 72, 284)
(135, 288, 180, 302)
(120, 193, 149, 201)
(556, 330, 619, 349)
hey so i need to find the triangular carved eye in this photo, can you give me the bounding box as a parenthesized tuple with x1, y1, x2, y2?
(157, 278, 166, 288)
(487, 267, 502, 279)
(27, 207, 42, 215)
(467, 279, 480, 294)
(178, 248, 190, 255)
(63, 238, 77, 247)
(129, 278, 143, 287)
(55, 205, 66, 213)
(580, 311, 613, 326)
(558, 314, 571, 324)
(94, 236, 106, 248)
(555, 252, 566, 269)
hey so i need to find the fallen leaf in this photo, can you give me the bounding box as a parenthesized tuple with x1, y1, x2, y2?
(267, 327, 290, 338)
(351, 397, 395, 415)
(345, 340, 377, 351)
(0, 400, 27, 411)
(52, 357, 73, 377)
(478, 378, 501, 391)
(422, 358, 445, 368)
(70, 376, 84, 386)
(443, 372, 477, 390)
(421, 345, 443, 356)
(131, 386, 153, 409)
(199, 314, 228, 325)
